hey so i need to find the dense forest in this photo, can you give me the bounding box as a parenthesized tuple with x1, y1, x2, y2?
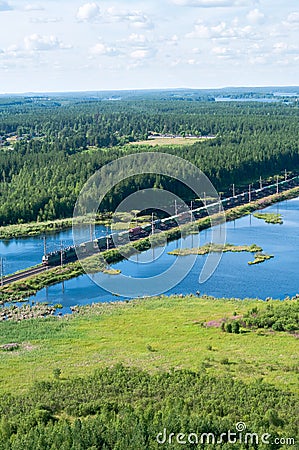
(0, 94, 298, 225)
(0, 365, 297, 449)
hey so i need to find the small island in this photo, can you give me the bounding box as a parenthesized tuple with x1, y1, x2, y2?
(248, 252, 274, 265)
(168, 242, 262, 256)
(253, 212, 283, 224)
(102, 268, 121, 275)
(168, 243, 274, 266)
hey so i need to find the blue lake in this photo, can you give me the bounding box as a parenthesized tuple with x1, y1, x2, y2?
(0, 225, 110, 276)
(26, 198, 299, 313)
(214, 97, 282, 103)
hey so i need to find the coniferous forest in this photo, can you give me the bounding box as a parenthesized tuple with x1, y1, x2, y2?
(0, 93, 298, 224)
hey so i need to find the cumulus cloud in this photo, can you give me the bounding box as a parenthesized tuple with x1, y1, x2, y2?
(191, 47, 201, 54)
(30, 17, 62, 23)
(23, 34, 70, 52)
(130, 46, 156, 60)
(187, 19, 252, 39)
(105, 7, 154, 29)
(24, 3, 44, 11)
(89, 42, 120, 56)
(283, 11, 299, 28)
(212, 46, 227, 54)
(0, 34, 70, 64)
(211, 45, 237, 58)
(273, 42, 299, 55)
(128, 12, 153, 29)
(246, 8, 264, 24)
(172, 0, 250, 7)
(130, 49, 150, 59)
(285, 11, 299, 23)
(128, 34, 148, 44)
(76, 2, 100, 22)
(160, 34, 179, 47)
(0, 1, 12, 11)
(248, 55, 267, 65)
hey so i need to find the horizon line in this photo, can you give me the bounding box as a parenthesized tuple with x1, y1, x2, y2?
(1, 85, 299, 96)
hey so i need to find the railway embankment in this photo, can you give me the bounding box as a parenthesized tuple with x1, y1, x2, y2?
(1, 185, 299, 304)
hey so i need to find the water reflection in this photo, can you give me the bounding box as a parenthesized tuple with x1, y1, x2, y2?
(27, 198, 299, 313)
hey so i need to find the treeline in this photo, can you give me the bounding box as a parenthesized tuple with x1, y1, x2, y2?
(222, 300, 299, 334)
(243, 300, 299, 332)
(0, 100, 299, 225)
(0, 365, 297, 449)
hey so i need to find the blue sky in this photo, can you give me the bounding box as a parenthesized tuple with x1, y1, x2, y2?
(0, 0, 298, 93)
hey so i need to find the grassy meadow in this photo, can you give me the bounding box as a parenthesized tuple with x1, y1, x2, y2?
(0, 295, 298, 395)
(128, 137, 212, 146)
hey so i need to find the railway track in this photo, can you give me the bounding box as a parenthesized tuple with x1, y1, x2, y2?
(1, 265, 48, 287)
(1, 175, 299, 287)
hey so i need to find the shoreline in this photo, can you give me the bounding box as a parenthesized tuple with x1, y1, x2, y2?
(1, 185, 299, 304)
(0, 214, 111, 241)
(0, 174, 298, 241)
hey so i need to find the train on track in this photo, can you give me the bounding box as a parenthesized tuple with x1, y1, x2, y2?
(41, 197, 240, 267)
(42, 214, 192, 266)
(42, 175, 299, 267)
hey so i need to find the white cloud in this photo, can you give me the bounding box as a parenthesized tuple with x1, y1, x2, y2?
(191, 47, 201, 54)
(0, 1, 12, 11)
(130, 47, 156, 59)
(126, 11, 154, 29)
(23, 34, 70, 52)
(211, 45, 238, 58)
(187, 19, 253, 39)
(246, 8, 264, 24)
(187, 21, 210, 38)
(248, 55, 267, 65)
(172, 0, 250, 7)
(30, 17, 62, 23)
(156, 34, 179, 47)
(24, 3, 44, 11)
(169, 58, 181, 67)
(128, 33, 148, 44)
(76, 2, 100, 22)
(170, 34, 179, 44)
(285, 11, 299, 23)
(212, 45, 228, 54)
(89, 42, 120, 56)
(273, 42, 286, 54)
(130, 49, 149, 59)
(273, 42, 299, 55)
(283, 11, 299, 29)
(105, 8, 154, 29)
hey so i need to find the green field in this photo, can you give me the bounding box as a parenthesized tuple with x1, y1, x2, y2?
(0, 296, 298, 395)
(128, 137, 211, 146)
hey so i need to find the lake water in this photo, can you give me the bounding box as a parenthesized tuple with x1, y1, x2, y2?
(215, 97, 281, 103)
(25, 198, 299, 313)
(0, 225, 110, 276)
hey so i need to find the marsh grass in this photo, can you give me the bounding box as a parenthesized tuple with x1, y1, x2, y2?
(248, 252, 274, 265)
(168, 243, 262, 256)
(0, 214, 110, 240)
(253, 212, 283, 224)
(0, 296, 298, 394)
